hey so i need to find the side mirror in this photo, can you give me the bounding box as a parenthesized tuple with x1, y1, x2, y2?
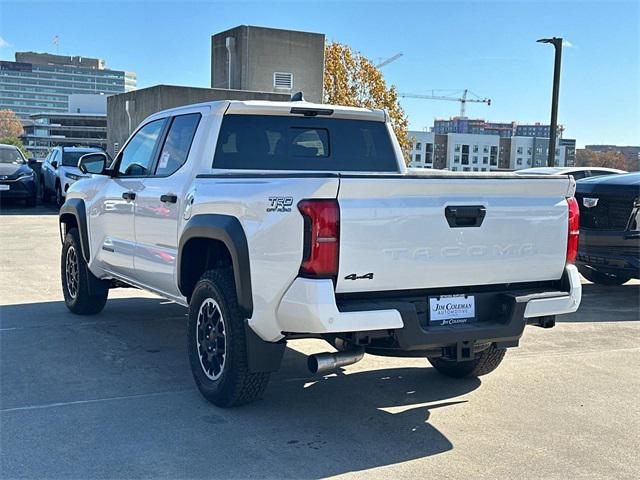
(28, 157, 38, 166)
(78, 152, 108, 175)
(51, 160, 58, 169)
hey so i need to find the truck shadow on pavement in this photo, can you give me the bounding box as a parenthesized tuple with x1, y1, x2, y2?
(558, 282, 640, 323)
(1, 297, 481, 479)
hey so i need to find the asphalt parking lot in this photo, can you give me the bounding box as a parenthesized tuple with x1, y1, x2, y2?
(1, 204, 639, 479)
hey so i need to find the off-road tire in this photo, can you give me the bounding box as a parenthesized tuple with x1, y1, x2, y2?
(428, 344, 506, 378)
(578, 266, 631, 286)
(55, 183, 64, 207)
(187, 269, 270, 407)
(40, 179, 49, 203)
(61, 228, 109, 315)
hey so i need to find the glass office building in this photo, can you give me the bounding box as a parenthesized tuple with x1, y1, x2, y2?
(0, 52, 136, 120)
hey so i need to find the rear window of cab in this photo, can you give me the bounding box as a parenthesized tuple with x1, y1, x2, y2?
(212, 114, 398, 172)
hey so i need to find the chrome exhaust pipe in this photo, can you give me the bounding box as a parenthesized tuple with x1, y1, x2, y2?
(307, 347, 365, 374)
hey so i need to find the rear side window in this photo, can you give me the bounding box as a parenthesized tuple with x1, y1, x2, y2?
(213, 115, 398, 172)
(155, 113, 201, 176)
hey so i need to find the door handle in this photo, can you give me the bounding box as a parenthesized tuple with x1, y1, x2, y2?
(160, 194, 178, 204)
(122, 191, 136, 201)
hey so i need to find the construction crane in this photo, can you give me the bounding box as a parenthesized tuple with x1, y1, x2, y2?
(399, 89, 491, 117)
(375, 52, 403, 68)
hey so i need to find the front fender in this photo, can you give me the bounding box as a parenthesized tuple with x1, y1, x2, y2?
(59, 198, 90, 263)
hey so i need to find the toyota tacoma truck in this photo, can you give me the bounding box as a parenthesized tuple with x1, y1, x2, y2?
(59, 97, 582, 407)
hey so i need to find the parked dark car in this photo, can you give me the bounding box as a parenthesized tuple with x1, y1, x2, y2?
(0, 144, 37, 207)
(574, 172, 640, 285)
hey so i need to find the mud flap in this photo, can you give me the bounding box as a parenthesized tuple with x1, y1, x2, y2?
(244, 321, 286, 373)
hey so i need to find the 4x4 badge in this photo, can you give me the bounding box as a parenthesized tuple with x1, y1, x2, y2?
(583, 197, 599, 208)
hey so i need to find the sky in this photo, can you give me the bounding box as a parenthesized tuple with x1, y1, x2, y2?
(1, 0, 638, 147)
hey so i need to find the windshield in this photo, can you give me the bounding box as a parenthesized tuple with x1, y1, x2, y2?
(62, 150, 97, 167)
(0, 147, 25, 164)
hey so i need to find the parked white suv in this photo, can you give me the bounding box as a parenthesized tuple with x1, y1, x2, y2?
(41, 146, 103, 206)
(59, 98, 582, 407)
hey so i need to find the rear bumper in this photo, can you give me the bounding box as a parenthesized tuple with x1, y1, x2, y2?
(277, 265, 581, 353)
(576, 228, 640, 277)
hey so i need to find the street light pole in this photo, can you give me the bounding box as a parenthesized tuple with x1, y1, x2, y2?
(537, 37, 563, 167)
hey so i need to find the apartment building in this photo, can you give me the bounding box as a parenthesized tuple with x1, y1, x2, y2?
(446, 133, 499, 171)
(409, 130, 574, 171)
(509, 136, 568, 169)
(409, 132, 499, 171)
(432, 117, 515, 137)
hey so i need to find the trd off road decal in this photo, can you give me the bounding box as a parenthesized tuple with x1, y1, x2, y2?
(267, 196, 294, 213)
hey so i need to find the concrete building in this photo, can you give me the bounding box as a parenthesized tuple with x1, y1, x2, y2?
(211, 25, 325, 103)
(0, 52, 135, 120)
(21, 93, 107, 159)
(106, 85, 289, 157)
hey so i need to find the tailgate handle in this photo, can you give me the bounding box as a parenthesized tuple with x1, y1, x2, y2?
(445, 205, 486, 228)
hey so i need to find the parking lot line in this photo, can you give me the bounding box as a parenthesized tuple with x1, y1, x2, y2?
(0, 388, 197, 414)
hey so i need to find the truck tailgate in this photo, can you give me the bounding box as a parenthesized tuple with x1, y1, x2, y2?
(336, 175, 574, 294)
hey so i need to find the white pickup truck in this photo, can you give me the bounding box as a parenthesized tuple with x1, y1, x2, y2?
(59, 97, 582, 407)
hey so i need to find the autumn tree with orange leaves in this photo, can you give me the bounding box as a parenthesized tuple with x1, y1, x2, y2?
(323, 42, 410, 162)
(0, 109, 24, 138)
(576, 149, 629, 171)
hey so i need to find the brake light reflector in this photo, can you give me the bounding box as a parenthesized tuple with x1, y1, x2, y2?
(566, 197, 580, 263)
(298, 199, 340, 277)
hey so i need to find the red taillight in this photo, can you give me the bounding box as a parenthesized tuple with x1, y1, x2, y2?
(566, 196, 580, 263)
(298, 199, 339, 278)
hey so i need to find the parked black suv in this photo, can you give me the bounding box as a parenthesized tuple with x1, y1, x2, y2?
(0, 144, 37, 207)
(575, 172, 640, 285)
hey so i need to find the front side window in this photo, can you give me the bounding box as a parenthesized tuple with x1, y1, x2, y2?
(155, 113, 201, 176)
(117, 119, 165, 177)
(213, 115, 397, 172)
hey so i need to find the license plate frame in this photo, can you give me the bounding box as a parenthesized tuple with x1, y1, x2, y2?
(428, 294, 476, 326)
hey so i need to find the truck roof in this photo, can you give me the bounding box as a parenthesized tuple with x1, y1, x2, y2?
(146, 99, 387, 123)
